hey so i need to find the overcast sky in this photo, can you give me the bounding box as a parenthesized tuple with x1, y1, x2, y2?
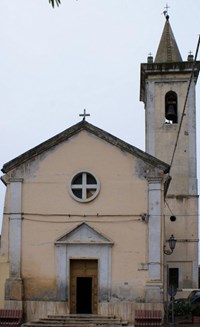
(0, 0, 200, 229)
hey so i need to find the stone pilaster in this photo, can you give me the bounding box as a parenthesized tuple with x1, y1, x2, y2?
(5, 178, 23, 301)
(146, 179, 163, 302)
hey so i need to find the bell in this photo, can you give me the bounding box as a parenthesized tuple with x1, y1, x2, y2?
(166, 104, 176, 121)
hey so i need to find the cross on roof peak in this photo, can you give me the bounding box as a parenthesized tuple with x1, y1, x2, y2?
(79, 109, 90, 121)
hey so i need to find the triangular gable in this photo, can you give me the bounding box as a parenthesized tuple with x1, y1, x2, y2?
(1, 120, 170, 174)
(55, 223, 113, 245)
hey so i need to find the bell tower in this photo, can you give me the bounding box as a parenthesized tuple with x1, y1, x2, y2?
(140, 16, 200, 294)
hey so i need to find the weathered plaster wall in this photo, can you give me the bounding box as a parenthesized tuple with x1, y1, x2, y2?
(146, 76, 197, 195)
(0, 259, 9, 308)
(13, 131, 148, 215)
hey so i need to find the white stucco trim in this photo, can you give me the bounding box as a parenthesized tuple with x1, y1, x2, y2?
(9, 178, 23, 278)
(148, 180, 162, 281)
(187, 80, 198, 194)
(55, 223, 112, 302)
(145, 81, 155, 155)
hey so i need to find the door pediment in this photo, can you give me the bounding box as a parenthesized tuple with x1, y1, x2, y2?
(55, 223, 113, 245)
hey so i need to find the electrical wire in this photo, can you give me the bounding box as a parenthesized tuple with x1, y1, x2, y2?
(169, 35, 200, 171)
(164, 36, 200, 215)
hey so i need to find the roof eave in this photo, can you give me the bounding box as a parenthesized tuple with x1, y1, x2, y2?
(2, 120, 170, 175)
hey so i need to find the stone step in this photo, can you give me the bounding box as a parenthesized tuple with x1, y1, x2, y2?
(23, 326, 122, 327)
(21, 314, 128, 327)
(36, 322, 122, 326)
(39, 319, 122, 324)
(22, 324, 124, 327)
(47, 315, 118, 320)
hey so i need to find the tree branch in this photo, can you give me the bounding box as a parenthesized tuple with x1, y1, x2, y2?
(49, 0, 61, 8)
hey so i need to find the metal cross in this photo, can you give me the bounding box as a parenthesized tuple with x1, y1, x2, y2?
(163, 3, 170, 18)
(164, 3, 170, 13)
(79, 109, 90, 121)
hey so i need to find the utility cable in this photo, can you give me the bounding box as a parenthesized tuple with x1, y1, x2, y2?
(169, 35, 200, 172)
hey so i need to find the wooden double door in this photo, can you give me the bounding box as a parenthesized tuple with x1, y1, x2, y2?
(70, 259, 98, 314)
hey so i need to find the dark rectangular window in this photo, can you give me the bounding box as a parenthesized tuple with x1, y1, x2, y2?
(169, 268, 179, 289)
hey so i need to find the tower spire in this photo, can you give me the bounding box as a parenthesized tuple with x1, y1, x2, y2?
(155, 16, 182, 63)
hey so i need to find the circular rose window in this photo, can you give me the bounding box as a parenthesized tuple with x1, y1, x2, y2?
(69, 171, 100, 202)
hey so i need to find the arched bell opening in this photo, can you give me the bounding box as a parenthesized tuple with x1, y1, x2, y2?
(165, 91, 178, 124)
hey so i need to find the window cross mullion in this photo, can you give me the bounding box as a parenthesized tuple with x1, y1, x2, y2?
(71, 184, 83, 189)
(82, 173, 87, 200)
(85, 184, 97, 189)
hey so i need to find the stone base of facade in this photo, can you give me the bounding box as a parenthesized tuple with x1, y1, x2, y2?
(145, 283, 163, 302)
(5, 278, 23, 301)
(23, 301, 163, 324)
(4, 300, 23, 310)
(25, 301, 69, 321)
(99, 302, 163, 323)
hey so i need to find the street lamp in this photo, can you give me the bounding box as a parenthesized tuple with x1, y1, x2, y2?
(164, 234, 177, 255)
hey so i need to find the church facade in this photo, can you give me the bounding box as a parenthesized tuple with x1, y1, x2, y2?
(0, 17, 199, 323)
